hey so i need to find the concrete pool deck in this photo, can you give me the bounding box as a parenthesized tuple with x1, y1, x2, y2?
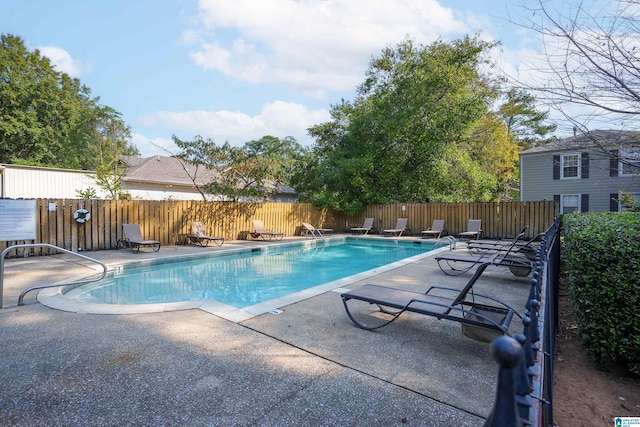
(0, 235, 532, 426)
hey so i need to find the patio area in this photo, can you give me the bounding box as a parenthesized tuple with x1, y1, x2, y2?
(0, 236, 532, 426)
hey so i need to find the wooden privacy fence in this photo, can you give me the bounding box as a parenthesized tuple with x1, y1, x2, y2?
(0, 199, 332, 256)
(1, 199, 557, 256)
(339, 201, 558, 240)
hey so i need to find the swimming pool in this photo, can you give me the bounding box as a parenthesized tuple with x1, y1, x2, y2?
(39, 237, 444, 321)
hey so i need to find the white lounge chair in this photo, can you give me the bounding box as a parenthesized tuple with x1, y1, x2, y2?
(117, 224, 161, 253)
(250, 219, 284, 241)
(188, 222, 224, 247)
(421, 219, 445, 239)
(383, 218, 408, 237)
(459, 219, 482, 240)
(351, 217, 374, 234)
(302, 222, 332, 239)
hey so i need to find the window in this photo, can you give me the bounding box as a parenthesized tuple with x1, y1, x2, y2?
(561, 154, 580, 179)
(561, 194, 580, 214)
(619, 149, 640, 176)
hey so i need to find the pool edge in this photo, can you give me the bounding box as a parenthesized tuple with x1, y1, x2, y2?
(38, 237, 451, 322)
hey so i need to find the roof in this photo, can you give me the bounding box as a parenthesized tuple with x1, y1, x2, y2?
(120, 155, 219, 186)
(268, 183, 297, 195)
(0, 163, 96, 173)
(520, 129, 640, 155)
(120, 155, 297, 195)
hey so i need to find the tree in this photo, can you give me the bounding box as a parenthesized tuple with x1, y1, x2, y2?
(510, 0, 640, 163)
(94, 156, 131, 200)
(173, 134, 304, 202)
(515, 0, 639, 119)
(243, 135, 305, 188)
(497, 88, 557, 150)
(1, 34, 69, 164)
(618, 190, 640, 212)
(73, 105, 137, 171)
(489, 88, 558, 200)
(0, 34, 138, 169)
(292, 36, 513, 213)
(463, 113, 520, 200)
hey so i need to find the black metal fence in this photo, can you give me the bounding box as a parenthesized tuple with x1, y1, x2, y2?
(484, 216, 561, 426)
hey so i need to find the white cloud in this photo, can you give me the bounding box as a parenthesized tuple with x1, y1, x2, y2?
(137, 101, 330, 150)
(186, 0, 468, 97)
(37, 46, 88, 77)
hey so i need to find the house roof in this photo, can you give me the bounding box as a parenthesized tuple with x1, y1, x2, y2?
(520, 129, 640, 155)
(120, 155, 297, 195)
(267, 182, 297, 195)
(120, 155, 219, 186)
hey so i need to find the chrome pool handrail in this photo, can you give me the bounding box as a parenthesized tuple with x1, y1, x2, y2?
(0, 243, 108, 308)
(432, 235, 457, 250)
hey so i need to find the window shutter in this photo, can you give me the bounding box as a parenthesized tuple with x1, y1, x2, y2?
(610, 149, 619, 177)
(610, 193, 619, 211)
(553, 155, 560, 180)
(553, 194, 560, 204)
(581, 152, 589, 178)
(581, 194, 589, 212)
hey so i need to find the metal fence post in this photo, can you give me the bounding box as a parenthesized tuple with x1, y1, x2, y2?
(483, 336, 524, 427)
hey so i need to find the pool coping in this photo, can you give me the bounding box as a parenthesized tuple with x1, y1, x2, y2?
(38, 236, 451, 322)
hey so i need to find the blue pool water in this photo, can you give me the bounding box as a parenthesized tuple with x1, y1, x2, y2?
(65, 239, 436, 308)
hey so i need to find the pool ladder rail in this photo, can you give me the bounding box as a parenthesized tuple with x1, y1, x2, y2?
(430, 235, 457, 251)
(0, 243, 108, 309)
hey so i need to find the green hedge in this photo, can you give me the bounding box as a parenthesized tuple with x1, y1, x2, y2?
(563, 212, 640, 375)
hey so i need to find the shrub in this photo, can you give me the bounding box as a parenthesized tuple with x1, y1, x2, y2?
(76, 187, 98, 199)
(563, 212, 640, 375)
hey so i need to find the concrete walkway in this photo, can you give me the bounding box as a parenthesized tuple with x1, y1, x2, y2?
(0, 236, 531, 426)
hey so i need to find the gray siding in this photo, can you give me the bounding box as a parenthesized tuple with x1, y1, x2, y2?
(520, 150, 640, 212)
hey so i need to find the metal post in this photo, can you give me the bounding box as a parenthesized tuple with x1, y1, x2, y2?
(483, 336, 524, 427)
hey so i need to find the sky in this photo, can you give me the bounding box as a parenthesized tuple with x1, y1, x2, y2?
(0, 0, 615, 157)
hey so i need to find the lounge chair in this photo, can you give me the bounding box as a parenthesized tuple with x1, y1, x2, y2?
(341, 263, 521, 342)
(420, 219, 445, 239)
(351, 217, 374, 235)
(116, 224, 161, 253)
(469, 238, 541, 261)
(188, 222, 224, 247)
(467, 226, 540, 260)
(301, 222, 332, 239)
(459, 219, 482, 240)
(383, 218, 408, 236)
(467, 226, 527, 247)
(435, 231, 533, 276)
(250, 219, 284, 241)
(467, 225, 527, 254)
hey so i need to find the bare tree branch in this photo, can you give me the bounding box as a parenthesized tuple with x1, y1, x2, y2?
(508, 0, 640, 118)
(504, 0, 640, 172)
